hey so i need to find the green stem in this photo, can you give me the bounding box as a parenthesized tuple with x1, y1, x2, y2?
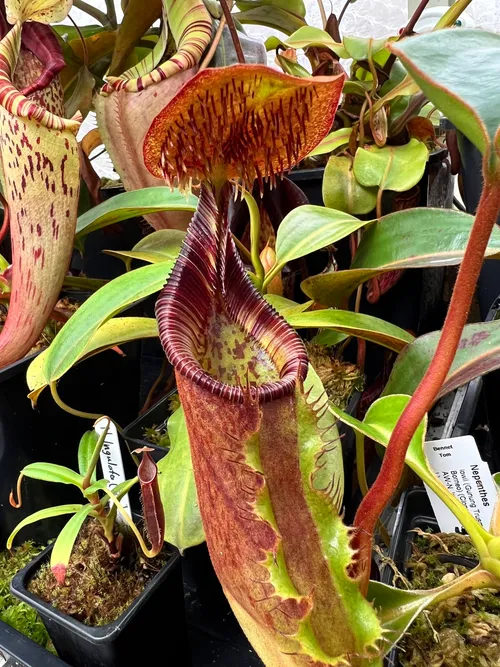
(103, 486, 159, 558)
(82, 418, 110, 490)
(354, 158, 500, 594)
(434, 0, 473, 30)
(355, 431, 368, 497)
(243, 191, 266, 289)
(50, 382, 104, 421)
(104, 0, 117, 28)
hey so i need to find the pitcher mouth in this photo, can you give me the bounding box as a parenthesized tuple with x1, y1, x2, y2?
(155, 184, 308, 404)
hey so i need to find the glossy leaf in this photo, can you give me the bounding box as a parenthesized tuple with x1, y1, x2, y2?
(311, 330, 348, 347)
(264, 294, 312, 317)
(265, 26, 348, 58)
(7, 505, 83, 550)
(323, 156, 377, 215)
(104, 229, 185, 266)
(41, 263, 172, 384)
(390, 30, 500, 155)
(27, 317, 159, 403)
(158, 407, 205, 551)
(21, 463, 85, 489)
(353, 139, 428, 193)
(82, 479, 109, 497)
(107, 0, 162, 76)
(383, 320, 500, 399)
(342, 35, 388, 61)
(235, 0, 306, 17)
(51, 504, 95, 584)
(302, 208, 500, 307)
(76, 188, 198, 237)
(235, 6, 306, 34)
(307, 127, 351, 158)
(287, 310, 414, 352)
(266, 205, 367, 286)
(77, 431, 99, 481)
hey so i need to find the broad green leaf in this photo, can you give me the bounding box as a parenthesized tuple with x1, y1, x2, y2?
(265, 27, 348, 58)
(51, 505, 96, 584)
(390, 30, 500, 155)
(287, 309, 414, 352)
(236, 6, 306, 34)
(42, 264, 172, 383)
(104, 229, 185, 266)
(311, 330, 348, 347)
(158, 407, 205, 551)
(76, 188, 198, 238)
(77, 431, 99, 481)
(302, 208, 500, 307)
(108, 0, 162, 76)
(329, 394, 491, 545)
(7, 505, 83, 549)
(307, 127, 351, 158)
(323, 156, 378, 215)
(266, 205, 367, 287)
(236, 0, 306, 17)
(21, 463, 84, 490)
(264, 295, 313, 317)
(28, 317, 159, 403)
(353, 139, 428, 193)
(343, 35, 388, 61)
(383, 320, 500, 399)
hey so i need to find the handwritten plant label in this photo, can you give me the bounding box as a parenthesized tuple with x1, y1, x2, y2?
(424, 435, 497, 533)
(95, 417, 131, 519)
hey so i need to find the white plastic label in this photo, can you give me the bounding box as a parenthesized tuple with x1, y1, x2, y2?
(424, 436, 497, 533)
(95, 418, 131, 519)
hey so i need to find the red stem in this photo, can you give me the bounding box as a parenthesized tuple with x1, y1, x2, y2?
(353, 159, 500, 593)
(219, 0, 245, 64)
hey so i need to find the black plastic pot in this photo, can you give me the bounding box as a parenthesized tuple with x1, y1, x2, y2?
(122, 391, 175, 464)
(11, 540, 186, 667)
(0, 621, 67, 667)
(382, 488, 436, 667)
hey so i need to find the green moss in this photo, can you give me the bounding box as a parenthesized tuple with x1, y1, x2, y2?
(0, 542, 51, 649)
(29, 519, 169, 627)
(397, 531, 500, 666)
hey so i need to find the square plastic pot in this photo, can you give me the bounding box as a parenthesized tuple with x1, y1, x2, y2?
(10, 539, 187, 667)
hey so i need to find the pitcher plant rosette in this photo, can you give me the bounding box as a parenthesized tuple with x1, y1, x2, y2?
(0, 0, 80, 367)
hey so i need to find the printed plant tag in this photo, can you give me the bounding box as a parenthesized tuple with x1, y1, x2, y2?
(424, 435, 496, 533)
(95, 417, 131, 519)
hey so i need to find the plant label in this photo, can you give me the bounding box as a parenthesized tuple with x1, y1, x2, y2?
(424, 435, 496, 533)
(95, 418, 132, 520)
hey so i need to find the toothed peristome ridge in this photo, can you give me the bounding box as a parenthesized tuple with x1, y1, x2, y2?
(155, 184, 308, 403)
(144, 64, 345, 192)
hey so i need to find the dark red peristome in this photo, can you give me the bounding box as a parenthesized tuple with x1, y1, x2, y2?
(155, 184, 309, 403)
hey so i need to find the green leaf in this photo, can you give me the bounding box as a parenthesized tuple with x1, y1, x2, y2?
(302, 208, 500, 307)
(21, 463, 85, 490)
(307, 127, 352, 158)
(7, 505, 83, 549)
(266, 205, 367, 287)
(77, 431, 99, 481)
(310, 330, 348, 347)
(83, 479, 109, 497)
(42, 264, 172, 384)
(236, 6, 306, 34)
(76, 188, 198, 238)
(276, 54, 310, 78)
(112, 477, 138, 500)
(383, 319, 500, 399)
(50, 505, 96, 584)
(390, 30, 500, 155)
(28, 317, 159, 403)
(287, 309, 414, 352)
(264, 295, 312, 317)
(104, 229, 185, 266)
(323, 156, 378, 215)
(236, 0, 306, 17)
(343, 35, 388, 61)
(158, 407, 205, 551)
(265, 27, 348, 57)
(353, 139, 428, 193)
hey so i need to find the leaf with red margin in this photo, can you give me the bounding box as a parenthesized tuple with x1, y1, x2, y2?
(0, 10, 80, 368)
(155, 184, 383, 665)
